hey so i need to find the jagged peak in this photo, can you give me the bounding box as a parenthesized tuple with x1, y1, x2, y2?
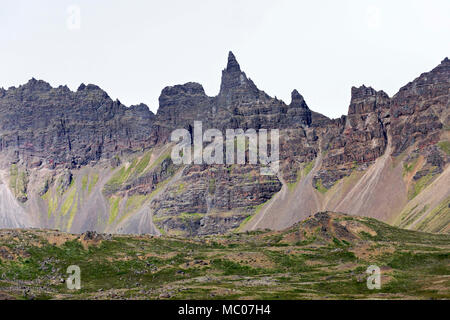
(291, 89, 303, 100)
(218, 51, 262, 101)
(350, 85, 389, 101)
(21, 78, 52, 91)
(129, 103, 151, 111)
(429, 56, 450, 73)
(76, 83, 111, 100)
(291, 89, 304, 102)
(351, 85, 376, 98)
(395, 57, 449, 98)
(129, 103, 155, 117)
(290, 89, 309, 109)
(226, 51, 241, 72)
(0, 79, 158, 113)
(77, 83, 103, 92)
(348, 85, 390, 115)
(160, 82, 206, 97)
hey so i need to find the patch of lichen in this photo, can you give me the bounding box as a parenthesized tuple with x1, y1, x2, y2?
(408, 171, 435, 200)
(9, 164, 28, 201)
(88, 173, 99, 194)
(103, 150, 157, 196)
(61, 187, 77, 217)
(314, 179, 328, 194)
(416, 196, 450, 233)
(437, 140, 450, 155)
(108, 196, 121, 225)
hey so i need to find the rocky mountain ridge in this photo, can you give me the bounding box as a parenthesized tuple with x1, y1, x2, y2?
(0, 52, 448, 236)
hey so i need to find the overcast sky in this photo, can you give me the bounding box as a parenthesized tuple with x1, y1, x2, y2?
(1, 0, 449, 118)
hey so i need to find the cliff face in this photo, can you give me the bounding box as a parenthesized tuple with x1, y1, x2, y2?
(0, 53, 448, 235)
(153, 52, 315, 141)
(0, 80, 155, 169)
(314, 85, 390, 188)
(390, 58, 449, 155)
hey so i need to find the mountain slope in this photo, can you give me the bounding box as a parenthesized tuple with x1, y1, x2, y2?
(0, 53, 448, 235)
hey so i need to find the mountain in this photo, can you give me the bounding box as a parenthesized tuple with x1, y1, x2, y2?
(0, 212, 448, 299)
(0, 53, 448, 236)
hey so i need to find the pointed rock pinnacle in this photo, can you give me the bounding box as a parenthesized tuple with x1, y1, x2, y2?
(226, 51, 241, 72)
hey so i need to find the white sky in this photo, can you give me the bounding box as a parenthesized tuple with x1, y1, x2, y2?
(1, 0, 449, 118)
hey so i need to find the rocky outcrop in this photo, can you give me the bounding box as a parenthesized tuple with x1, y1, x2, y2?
(390, 57, 449, 155)
(153, 52, 323, 144)
(0, 79, 155, 169)
(217, 51, 264, 107)
(150, 164, 282, 235)
(314, 85, 390, 189)
(153, 82, 214, 143)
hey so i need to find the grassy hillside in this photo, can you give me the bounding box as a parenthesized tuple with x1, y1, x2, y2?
(0, 212, 448, 300)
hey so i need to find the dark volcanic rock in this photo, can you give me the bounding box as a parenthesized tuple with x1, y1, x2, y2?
(0, 79, 155, 168)
(217, 51, 264, 107)
(153, 82, 214, 143)
(0, 51, 448, 236)
(390, 57, 449, 155)
(150, 164, 282, 235)
(315, 85, 390, 188)
(152, 51, 327, 151)
(288, 90, 312, 126)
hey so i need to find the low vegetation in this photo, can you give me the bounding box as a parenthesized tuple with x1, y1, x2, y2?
(0, 212, 448, 300)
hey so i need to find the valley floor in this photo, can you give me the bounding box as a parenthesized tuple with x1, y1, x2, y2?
(0, 212, 448, 300)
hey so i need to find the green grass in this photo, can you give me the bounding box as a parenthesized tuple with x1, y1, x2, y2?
(61, 187, 77, 216)
(235, 214, 253, 232)
(134, 151, 152, 176)
(398, 204, 428, 229)
(208, 178, 216, 194)
(437, 141, 450, 155)
(408, 172, 434, 200)
(288, 161, 315, 191)
(147, 150, 171, 172)
(108, 197, 121, 224)
(9, 164, 28, 200)
(176, 183, 185, 194)
(180, 212, 203, 219)
(314, 179, 328, 194)
(387, 251, 449, 270)
(66, 198, 78, 231)
(211, 259, 261, 276)
(234, 196, 274, 232)
(403, 158, 418, 176)
(125, 194, 147, 212)
(265, 251, 313, 273)
(104, 149, 172, 196)
(88, 173, 99, 194)
(9, 164, 18, 191)
(0, 213, 448, 300)
(416, 196, 450, 233)
(303, 160, 314, 176)
(81, 175, 88, 191)
(104, 159, 138, 194)
(46, 192, 58, 218)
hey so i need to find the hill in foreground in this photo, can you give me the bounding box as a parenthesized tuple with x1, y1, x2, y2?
(0, 212, 448, 300)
